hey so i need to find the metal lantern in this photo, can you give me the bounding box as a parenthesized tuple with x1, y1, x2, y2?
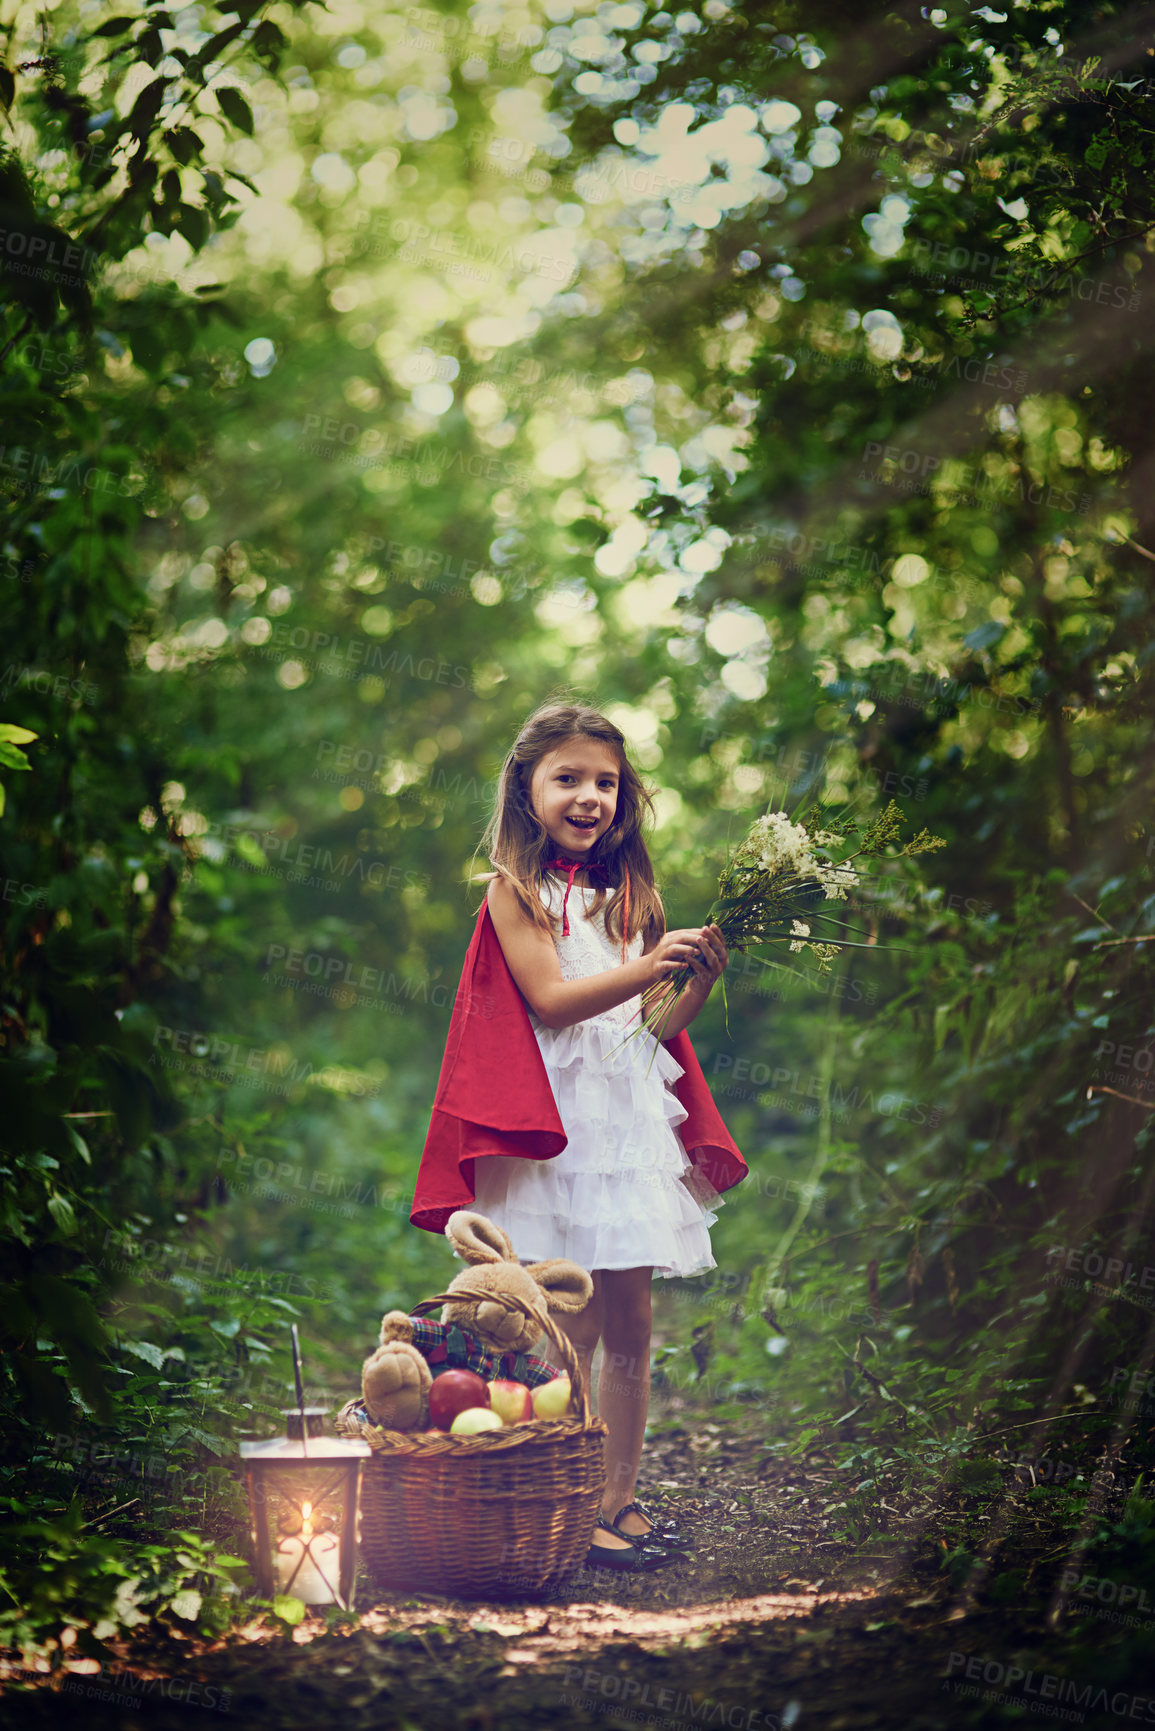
(239, 1327, 370, 1609)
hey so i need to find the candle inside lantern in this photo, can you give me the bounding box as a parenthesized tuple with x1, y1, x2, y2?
(275, 1500, 341, 1604)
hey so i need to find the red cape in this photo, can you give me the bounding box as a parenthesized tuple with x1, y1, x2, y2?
(410, 898, 747, 1233)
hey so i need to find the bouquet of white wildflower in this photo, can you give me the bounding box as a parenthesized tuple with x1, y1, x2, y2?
(639, 798, 944, 1041)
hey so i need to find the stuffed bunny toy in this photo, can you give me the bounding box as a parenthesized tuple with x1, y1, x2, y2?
(360, 1211, 592, 1431)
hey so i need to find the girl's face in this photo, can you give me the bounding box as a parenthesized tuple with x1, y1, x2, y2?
(528, 735, 621, 860)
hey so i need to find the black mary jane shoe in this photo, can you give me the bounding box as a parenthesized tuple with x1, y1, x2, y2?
(584, 1518, 678, 1573)
(610, 1499, 692, 1552)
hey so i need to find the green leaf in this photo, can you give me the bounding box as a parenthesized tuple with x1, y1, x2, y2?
(251, 20, 286, 68)
(175, 1426, 231, 1456)
(175, 203, 209, 251)
(168, 1588, 202, 1621)
(137, 27, 165, 68)
(165, 126, 203, 166)
(215, 86, 254, 137)
(0, 744, 32, 771)
(0, 724, 37, 744)
(122, 1339, 167, 1369)
(273, 1595, 307, 1626)
(933, 1003, 952, 1054)
(129, 325, 165, 373)
(187, 19, 248, 76)
(65, 1122, 92, 1165)
(127, 78, 167, 143)
(962, 621, 1007, 653)
(111, 1576, 150, 1629)
(46, 1192, 77, 1236)
(222, 169, 260, 196)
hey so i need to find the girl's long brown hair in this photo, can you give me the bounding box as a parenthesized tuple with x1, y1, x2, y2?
(475, 701, 665, 951)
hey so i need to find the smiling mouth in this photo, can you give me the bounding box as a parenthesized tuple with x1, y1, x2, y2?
(565, 816, 598, 831)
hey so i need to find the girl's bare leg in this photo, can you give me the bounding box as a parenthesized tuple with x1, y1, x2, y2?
(555, 1274, 634, 1554)
(595, 1266, 654, 1531)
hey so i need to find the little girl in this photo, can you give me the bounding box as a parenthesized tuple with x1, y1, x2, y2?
(411, 701, 746, 1571)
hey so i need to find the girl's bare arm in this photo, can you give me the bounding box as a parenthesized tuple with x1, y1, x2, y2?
(487, 877, 708, 1031)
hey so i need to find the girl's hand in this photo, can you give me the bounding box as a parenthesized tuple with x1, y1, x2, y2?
(642, 926, 707, 989)
(682, 923, 728, 996)
(642, 923, 729, 1039)
(643, 925, 728, 992)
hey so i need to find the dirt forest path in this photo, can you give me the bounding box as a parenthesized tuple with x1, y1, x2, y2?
(2, 1406, 1139, 1731)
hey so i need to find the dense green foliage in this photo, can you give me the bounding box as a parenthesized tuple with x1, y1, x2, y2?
(2, 0, 1154, 1674)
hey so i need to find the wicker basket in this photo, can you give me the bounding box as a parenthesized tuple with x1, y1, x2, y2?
(338, 1286, 608, 1600)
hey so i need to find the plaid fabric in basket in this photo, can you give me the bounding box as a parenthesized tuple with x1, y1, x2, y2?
(409, 1315, 559, 1387)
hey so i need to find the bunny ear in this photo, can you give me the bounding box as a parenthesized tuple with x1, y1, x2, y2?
(524, 1259, 594, 1314)
(445, 1210, 515, 1265)
(380, 1310, 414, 1345)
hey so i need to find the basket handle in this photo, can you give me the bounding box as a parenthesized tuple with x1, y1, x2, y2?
(410, 1287, 592, 1427)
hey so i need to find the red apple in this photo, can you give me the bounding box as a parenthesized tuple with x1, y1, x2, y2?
(428, 1369, 491, 1430)
(489, 1379, 533, 1425)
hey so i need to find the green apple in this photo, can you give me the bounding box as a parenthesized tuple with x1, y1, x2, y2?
(530, 1375, 572, 1419)
(449, 1406, 503, 1435)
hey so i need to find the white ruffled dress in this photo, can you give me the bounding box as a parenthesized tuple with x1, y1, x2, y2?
(471, 874, 723, 1278)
